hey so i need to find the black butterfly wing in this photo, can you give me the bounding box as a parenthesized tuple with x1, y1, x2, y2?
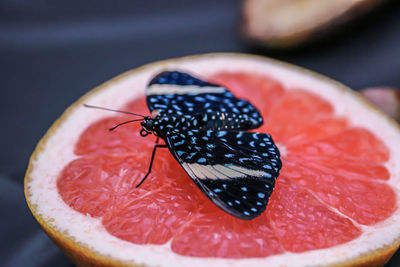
(147, 71, 263, 130)
(164, 129, 281, 220)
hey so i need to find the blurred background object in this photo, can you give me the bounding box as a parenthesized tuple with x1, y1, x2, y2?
(241, 0, 386, 48)
(361, 87, 400, 122)
(1, 0, 399, 266)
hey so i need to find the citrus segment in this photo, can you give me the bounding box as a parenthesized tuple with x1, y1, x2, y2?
(75, 117, 153, 156)
(75, 97, 151, 156)
(262, 90, 335, 142)
(289, 128, 390, 162)
(283, 157, 396, 225)
(289, 155, 390, 181)
(210, 72, 285, 118)
(171, 212, 283, 258)
(267, 177, 361, 252)
(57, 153, 175, 217)
(103, 184, 200, 245)
(284, 117, 349, 146)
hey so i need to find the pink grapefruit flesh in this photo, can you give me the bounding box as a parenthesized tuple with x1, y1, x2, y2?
(57, 71, 396, 258)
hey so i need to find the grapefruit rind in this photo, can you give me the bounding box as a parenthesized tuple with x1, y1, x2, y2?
(25, 53, 400, 266)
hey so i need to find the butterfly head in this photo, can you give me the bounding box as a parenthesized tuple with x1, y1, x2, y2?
(140, 116, 155, 136)
(140, 109, 164, 136)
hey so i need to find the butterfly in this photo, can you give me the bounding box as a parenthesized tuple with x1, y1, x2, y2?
(137, 71, 282, 220)
(86, 71, 282, 220)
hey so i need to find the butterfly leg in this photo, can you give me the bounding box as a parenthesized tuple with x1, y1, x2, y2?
(136, 143, 167, 188)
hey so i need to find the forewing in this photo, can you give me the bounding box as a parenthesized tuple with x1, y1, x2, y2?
(146, 71, 263, 129)
(164, 129, 281, 220)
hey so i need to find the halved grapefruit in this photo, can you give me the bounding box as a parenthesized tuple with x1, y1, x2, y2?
(25, 54, 400, 266)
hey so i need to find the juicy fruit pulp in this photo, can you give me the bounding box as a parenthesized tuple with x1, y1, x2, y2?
(57, 72, 396, 258)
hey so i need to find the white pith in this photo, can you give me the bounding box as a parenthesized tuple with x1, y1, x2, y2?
(27, 54, 400, 267)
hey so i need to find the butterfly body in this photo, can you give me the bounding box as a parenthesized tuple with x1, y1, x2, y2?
(139, 71, 282, 220)
(141, 111, 255, 137)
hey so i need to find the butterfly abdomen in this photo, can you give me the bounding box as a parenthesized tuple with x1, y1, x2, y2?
(199, 112, 254, 131)
(153, 110, 255, 138)
(152, 114, 201, 136)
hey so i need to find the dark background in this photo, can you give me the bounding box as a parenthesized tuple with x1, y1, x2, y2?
(1, 0, 399, 266)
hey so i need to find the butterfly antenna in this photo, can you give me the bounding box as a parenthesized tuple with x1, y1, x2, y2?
(84, 104, 145, 117)
(109, 119, 143, 131)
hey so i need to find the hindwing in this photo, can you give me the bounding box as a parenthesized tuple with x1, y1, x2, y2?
(164, 128, 281, 220)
